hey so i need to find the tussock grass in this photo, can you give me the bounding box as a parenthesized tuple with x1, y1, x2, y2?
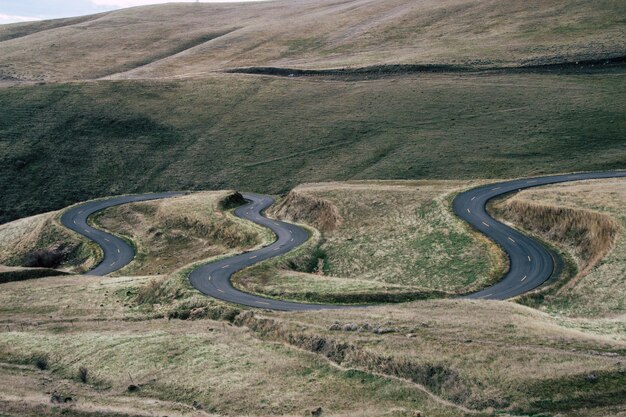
(495, 198, 619, 288)
(1, 249, 625, 416)
(236, 311, 469, 403)
(0, 285, 463, 417)
(271, 300, 626, 414)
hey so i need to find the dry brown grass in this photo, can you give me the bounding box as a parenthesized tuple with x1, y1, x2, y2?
(0, 273, 468, 417)
(2, 268, 625, 416)
(0, 0, 624, 81)
(263, 300, 626, 415)
(269, 189, 342, 232)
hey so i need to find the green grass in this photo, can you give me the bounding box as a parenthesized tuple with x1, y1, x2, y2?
(1, 71, 624, 223)
(234, 181, 505, 304)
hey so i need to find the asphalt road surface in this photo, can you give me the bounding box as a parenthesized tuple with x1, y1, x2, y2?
(62, 171, 625, 309)
(60, 192, 184, 276)
(453, 171, 626, 300)
(188, 193, 351, 310)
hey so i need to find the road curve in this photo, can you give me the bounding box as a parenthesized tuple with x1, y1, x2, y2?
(60, 171, 625, 309)
(60, 192, 184, 276)
(188, 193, 352, 311)
(454, 171, 626, 300)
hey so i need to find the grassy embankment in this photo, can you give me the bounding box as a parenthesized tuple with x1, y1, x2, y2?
(1, 267, 625, 416)
(0, 208, 98, 274)
(493, 177, 626, 320)
(1, 178, 625, 416)
(233, 180, 506, 304)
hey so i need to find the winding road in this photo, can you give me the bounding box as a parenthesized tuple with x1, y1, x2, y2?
(60, 192, 184, 276)
(60, 171, 626, 309)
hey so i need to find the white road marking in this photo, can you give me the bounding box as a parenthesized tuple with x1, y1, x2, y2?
(492, 187, 501, 191)
(217, 288, 225, 293)
(73, 220, 78, 225)
(527, 180, 537, 183)
(290, 238, 294, 242)
(471, 196, 476, 201)
(508, 237, 516, 243)
(480, 293, 493, 299)
(117, 248, 120, 254)
(273, 247, 280, 251)
(249, 255, 257, 259)
(256, 301, 270, 305)
(482, 221, 490, 227)
(521, 275, 527, 282)
(104, 238, 110, 242)
(208, 275, 211, 280)
(467, 208, 471, 214)
(528, 256, 532, 262)
(222, 265, 229, 269)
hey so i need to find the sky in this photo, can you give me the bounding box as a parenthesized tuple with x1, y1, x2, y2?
(0, 0, 268, 24)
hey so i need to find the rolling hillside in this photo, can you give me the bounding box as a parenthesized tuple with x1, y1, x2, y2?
(0, 0, 624, 223)
(0, 0, 624, 81)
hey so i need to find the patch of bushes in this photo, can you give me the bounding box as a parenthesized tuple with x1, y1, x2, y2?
(34, 355, 49, 370)
(24, 246, 68, 269)
(78, 366, 89, 383)
(219, 191, 247, 210)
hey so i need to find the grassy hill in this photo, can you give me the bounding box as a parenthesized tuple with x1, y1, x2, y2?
(0, 0, 624, 81)
(0, 0, 624, 223)
(1, 71, 624, 223)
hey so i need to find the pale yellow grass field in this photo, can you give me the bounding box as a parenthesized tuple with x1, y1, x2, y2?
(0, 274, 467, 417)
(0, 0, 623, 81)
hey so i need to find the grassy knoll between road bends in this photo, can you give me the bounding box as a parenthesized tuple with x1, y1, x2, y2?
(91, 191, 273, 276)
(0, 209, 99, 274)
(232, 180, 506, 304)
(493, 177, 626, 318)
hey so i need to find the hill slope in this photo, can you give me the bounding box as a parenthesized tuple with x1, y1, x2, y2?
(0, 0, 624, 81)
(1, 72, 624, 223)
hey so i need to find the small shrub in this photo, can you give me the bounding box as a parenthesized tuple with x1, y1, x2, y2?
(34, 355, 49, 370)
(24, 247, 66, 268)
(78, 366, 88, 383)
